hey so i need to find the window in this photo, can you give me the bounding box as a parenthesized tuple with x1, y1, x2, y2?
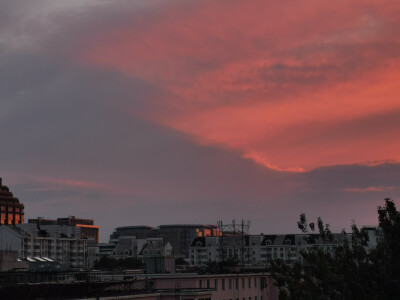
(236, 278, 239, 289)
(207, 279, 210, 288)
(254, 277, 257, 287)
(229, 278, 232, 289)
(215, 279, 218, 290)
(199, 280, 202, 288)
(222, 279, 225, 290)
(248, 277, 251, 288)
(242, 278, 245, 288)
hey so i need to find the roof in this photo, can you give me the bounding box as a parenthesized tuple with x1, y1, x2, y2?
(190, 237, 205, 247)
(116, 226, 154, 230)
(159, 224, 217, 228)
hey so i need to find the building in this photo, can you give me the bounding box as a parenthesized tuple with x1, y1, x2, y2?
(28, 216, 99, 243)
(0, 223, 89, 269)
(146, 272, 278, 300)
(0, 271, 279, 300)
(363, 226, 384, 251)
(157, 225, 219, 258)
(0, 178, 24, 225)
(110, 224, 219, 258)
(110, 226, 155, 241)
(140, 240, 175, 274)
(0, 250, 27, 271)
(190, 233, 350, 266)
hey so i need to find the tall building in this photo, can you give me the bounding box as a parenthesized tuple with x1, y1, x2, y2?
(28, 216, 99, 243)
(0, 178, 24, 225)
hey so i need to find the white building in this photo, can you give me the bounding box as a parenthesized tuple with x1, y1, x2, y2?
(190, 233, 350, 266)
(0, 224, 89, 269)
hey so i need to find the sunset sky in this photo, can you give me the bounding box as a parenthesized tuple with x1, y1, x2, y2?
(1, 0, 399, 241)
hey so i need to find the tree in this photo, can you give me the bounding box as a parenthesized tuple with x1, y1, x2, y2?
(93, 256, 144, 270)
(270, 198, 400, 300)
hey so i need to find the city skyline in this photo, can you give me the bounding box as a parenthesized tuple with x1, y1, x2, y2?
(1, 0, 400, 242)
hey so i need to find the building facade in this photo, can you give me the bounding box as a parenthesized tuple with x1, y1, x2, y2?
(146, 272, 278, 300)
(0, 178, 24, 225)
(110, 224, 219, 258)
(0, 224, 89, 269)
(190, 233, 350, 266)
(28, 216, 99, 243)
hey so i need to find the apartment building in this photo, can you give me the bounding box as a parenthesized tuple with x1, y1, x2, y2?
(190, 233, 350, 266)
(0, 223, 89, 269)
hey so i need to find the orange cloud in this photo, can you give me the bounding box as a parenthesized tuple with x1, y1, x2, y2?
(81, 0, 400, 172)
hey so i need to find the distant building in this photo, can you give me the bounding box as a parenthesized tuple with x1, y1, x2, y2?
(190, 233, 350, 266)
(110, 224, 219, 258)
(110, 226, 155, 241)
(0, 224, 89, 269)
(0, 178, 24, 225)
(363, 226, 384, 251)
(28, 216, 99, 243)
(140, 240, 175, 274)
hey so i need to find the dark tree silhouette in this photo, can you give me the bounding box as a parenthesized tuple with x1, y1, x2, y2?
(271, 198, 400, 300)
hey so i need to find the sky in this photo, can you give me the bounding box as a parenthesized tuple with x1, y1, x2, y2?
(1, 0, 399, 242)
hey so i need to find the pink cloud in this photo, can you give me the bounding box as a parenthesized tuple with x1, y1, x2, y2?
(80, 0, 400, 172)
(31, 176, 118, 192)
(343, 186, 396, 192)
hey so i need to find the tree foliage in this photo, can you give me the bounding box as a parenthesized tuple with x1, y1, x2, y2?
(270, 198, 400, 300)
(93, 256, 144, 270)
